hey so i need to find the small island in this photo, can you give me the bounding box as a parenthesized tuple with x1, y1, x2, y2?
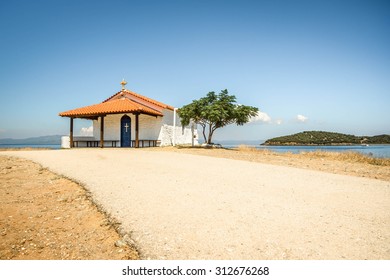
(263, 131, 390, 146)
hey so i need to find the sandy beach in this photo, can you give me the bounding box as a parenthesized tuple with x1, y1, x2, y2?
(1, 148, 389, 260)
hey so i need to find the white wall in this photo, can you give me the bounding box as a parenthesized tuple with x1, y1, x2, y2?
(92, 114, 163, 141)
(158, 124, 198, 146)
(157, 109, 199, 146)
(93, 115, 121, 140)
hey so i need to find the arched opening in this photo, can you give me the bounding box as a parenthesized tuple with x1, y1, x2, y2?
(120, 115, 131, 147)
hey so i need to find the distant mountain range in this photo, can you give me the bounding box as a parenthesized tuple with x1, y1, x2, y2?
(0, 135, 62, 145)
(263, 131, 390, 146)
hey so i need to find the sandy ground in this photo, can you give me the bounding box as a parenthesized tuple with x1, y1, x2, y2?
(1, 148, 389, 260)
(0, 155, 138, 260)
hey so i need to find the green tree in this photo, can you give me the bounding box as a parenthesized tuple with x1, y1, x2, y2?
(178, 89, 259, 144)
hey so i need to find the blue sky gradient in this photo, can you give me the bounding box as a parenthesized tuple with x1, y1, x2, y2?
(1, 0, 389, 140)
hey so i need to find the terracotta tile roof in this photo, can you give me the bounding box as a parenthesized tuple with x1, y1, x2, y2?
(59, 98, 163, 118)
(104, 89, 174, 111)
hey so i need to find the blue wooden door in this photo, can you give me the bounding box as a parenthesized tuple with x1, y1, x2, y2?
(121, 115, 131, 147)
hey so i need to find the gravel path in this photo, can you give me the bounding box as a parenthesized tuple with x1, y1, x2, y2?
(2, 149, 390, 259)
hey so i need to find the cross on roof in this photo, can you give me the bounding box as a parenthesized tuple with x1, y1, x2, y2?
(120, 79, 127, 90)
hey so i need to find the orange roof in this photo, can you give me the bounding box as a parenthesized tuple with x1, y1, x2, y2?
(104, 89, 174, 110)
(59, 97, 164, 118)
(59, 87, 175, 118)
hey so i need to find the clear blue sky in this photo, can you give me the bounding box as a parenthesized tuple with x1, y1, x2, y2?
(1, 0, 389, 141)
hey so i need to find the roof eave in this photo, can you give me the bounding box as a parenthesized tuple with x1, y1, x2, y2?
(59, 110, 163, 118)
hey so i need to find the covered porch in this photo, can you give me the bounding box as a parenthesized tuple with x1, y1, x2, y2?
(59, 96, 164, 149)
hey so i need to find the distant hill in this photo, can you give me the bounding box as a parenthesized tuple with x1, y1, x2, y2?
(0, 135, 62, 145)
(263, 131, 390, 146)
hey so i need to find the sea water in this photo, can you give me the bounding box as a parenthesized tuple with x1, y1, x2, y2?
(0, 144, 61, 149)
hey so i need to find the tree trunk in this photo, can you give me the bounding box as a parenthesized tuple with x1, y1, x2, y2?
(207, 124, 213, 144)
(201, 124, 207, 144)
(207, 134, 212, 144)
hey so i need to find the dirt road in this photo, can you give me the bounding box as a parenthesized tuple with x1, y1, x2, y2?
(2, 149, 389, 259)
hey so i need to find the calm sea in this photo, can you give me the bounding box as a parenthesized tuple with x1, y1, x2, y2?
(217, 141, 390, 158)
(0, 144, 61, 149)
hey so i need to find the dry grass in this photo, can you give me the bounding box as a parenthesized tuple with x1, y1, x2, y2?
(236, 145, 278, 155)
(300, 151, 390, 166)
(237, 144, 258, 152)
(236, 145, 390, 166)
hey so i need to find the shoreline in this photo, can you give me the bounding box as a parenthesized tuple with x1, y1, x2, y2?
(2, 143, 390, 157)
(261, 143, 390, 146)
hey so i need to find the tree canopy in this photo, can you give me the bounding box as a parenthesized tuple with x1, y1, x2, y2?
(178, 89, 259, 144)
